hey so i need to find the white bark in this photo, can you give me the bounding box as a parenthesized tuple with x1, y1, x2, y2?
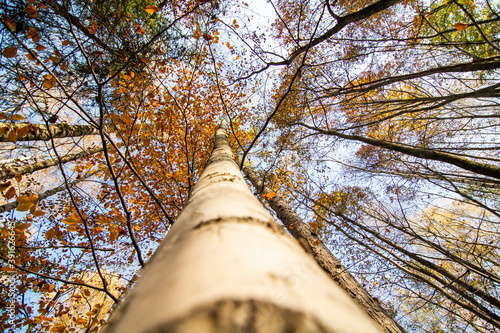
(104, 122, 380, 333)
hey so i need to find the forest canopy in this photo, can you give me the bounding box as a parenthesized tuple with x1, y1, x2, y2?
(0, 0, 499, 332)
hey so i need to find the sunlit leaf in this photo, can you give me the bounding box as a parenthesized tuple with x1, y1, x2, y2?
(145, 5, 159, 14)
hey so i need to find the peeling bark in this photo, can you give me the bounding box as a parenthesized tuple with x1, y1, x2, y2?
(104, 122, 380, 333)
(0, 123, 99, 142)
(243, 166, 406, 333)
(0, 147, 103, 181)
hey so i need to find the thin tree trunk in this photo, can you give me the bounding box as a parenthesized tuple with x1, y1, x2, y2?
(242, 166, 406, 333)
(104, 121, 380, 333)
(0, 146, 103, 181)
(0, 173, 92, 214)
(300, 123, 500, 180)
(0, 123, 99, 142)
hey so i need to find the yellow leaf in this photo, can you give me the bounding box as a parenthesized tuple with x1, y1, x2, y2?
(11, 114, 25, 121)
(455, 23, 469, 31)
(145, 5, 160, 14)
(42, 74, 56, 89)
(16, 202, 34, 212)
(3, 46, 17, 58)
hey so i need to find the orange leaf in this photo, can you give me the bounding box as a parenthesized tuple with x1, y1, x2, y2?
(289, 223, 295, 229)
(35, 44, 45, 51)
(25, 5, 39, 19)
(3, 46, 17, 58)
(62, 39, 70, 46)
(145, 5, 159, 14)
(265, 192, 277, 199)
(14, 174, 22, 182)
(455, 23, 469, 31)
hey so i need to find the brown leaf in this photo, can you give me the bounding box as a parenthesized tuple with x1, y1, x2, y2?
(0, 182, 11, 192)
(62, 39, 70, 46)
(11, 114, 25, 121)
(455, 23, 469, 31)
(16, 202, 34, 212)
(16, 126, 29, 139)
(309, 222, 319, 229)
(33, 210, 45, 217)
(35, 44, 45, 51)
(2, 14, 16, 31)
(14, 174, 22, 182)
(5, 187, 16, 200)
(3, 46, 17, 58)
(25, 4, 39, 18)
(7, 129, 18, 142)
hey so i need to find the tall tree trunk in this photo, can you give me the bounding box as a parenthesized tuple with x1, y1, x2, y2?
(104, 122, 380, 333)
(0, 173, 92, 214)
(242, 166, 406, 333)
(0, 147, 103, 181)
(0, 123, 99, 142)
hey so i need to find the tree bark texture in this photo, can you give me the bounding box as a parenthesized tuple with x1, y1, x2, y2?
(104, 122, 380, 333)
(242, 166, 406, 333)
(0, 146, 103, 181)
(0, 123, 99, 142)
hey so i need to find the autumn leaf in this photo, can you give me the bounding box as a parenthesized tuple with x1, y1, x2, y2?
(455, 23, 469, 31)
(42, 74, 56, 89)
(16, 196, 33, 204)
(7, 129, 18, 142)
(289, 223, 296, 229)
(309, 222, 319, 229)
(62, 39, 70, 46)
(145, 5, 160, 14)
(35, 44, 46, 51)
(25, 4, 39, 18)
(5, 187, 16, 200)
(3, 46, 17, 58)
(17, 202, 34, 212)
(0, 182, 11, 192)
(2, 14, 16, 31)
(265, 192, 277, 199)
(11, 114, 25, 121)
(14, 174, 22, 182)
(32, 210, 45, 217)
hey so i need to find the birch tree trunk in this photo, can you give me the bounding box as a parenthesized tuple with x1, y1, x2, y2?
(0, 173, 92, 214)
(0, 146, 103, 181)
(243, 166, 406, 333)
(104, 121, 380, 333)
(0, 123, 99, 142)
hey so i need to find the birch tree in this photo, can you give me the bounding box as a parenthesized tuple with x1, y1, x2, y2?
(104, 121, 380, 333)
